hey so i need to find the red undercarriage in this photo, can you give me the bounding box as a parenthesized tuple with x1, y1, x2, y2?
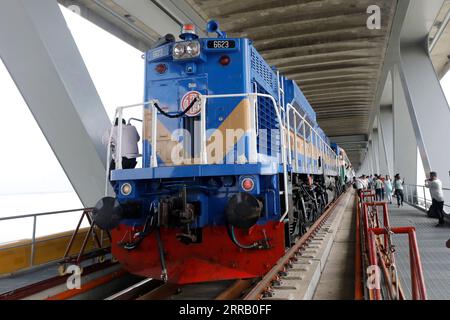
(111, 221, 285, 284)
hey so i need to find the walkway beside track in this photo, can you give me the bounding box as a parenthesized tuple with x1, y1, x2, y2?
(388, 203, 450, 300)
(313, 193, 356, 299)
(0, 262, 64, 295)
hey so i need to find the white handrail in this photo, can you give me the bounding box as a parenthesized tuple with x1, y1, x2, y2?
(105, 100, 155, 196)
(404, 183, 450, 210)
(286, 104, 338, 176)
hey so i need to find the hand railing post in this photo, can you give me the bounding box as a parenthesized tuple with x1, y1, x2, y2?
(408, 229, 427, 300)
(151, 101, 158, 168)
(303, 120, 306, 172)
(406, 185, 410, 203)
(30, 216, 37, 267)
(248, 94, 258, 164)
(422, 186, 427, 209)
(320, 139, 324, 174)
(309, 127, 313, 174)
(286, 106, 292, 167)
(200, 96, 207, 164)
(117, 108, 124, 170)
(294, 113, 298, 171)
(313, 132, 317, 173)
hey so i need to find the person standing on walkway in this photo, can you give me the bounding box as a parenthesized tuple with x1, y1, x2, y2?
(375, 175, 384, 201)
(368, 175, 373, 189)
(378, 174, 385, 201)
(425, 171, 446, 227)
(384, 175, 393, 204)
(354, 176, 365, 199)
(362, 175, 369, 190)
(394, 174, 404, 207)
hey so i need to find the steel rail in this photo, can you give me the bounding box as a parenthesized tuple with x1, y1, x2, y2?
(46, 269, 128, 300)
(132, 279, 255, 300)
(215, 279, 255, 300)
(105, 278, 163, 300)
(243, 191, 347, 300)
(0, 261, 118, 300)
(136, 283, 180, 300)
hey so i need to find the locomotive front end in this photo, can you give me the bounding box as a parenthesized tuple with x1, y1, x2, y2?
(94, 22, 287, 284)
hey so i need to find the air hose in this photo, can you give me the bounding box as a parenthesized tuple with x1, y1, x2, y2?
(228, 226, 270, 250)
(153, 98, 199, 118)
(119, 203, 157, 250)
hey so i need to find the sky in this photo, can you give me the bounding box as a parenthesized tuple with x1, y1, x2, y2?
(441, 69, 450, 106)
(0, 5, 144, 196)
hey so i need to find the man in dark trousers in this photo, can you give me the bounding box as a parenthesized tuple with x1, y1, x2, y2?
(425, 172, 446, 227)
(102, 118, 141, 173)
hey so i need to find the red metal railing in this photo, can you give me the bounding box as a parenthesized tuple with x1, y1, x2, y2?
(367, 227, 426, 300)
(355, 195, 427, 300)
(360, 189, 376, 203)
(354, 196, 364, 300)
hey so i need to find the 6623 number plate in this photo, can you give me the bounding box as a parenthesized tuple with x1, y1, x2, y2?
(206, 40, 236, 49)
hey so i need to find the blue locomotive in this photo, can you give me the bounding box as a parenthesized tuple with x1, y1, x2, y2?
(93, 21, 353, 284)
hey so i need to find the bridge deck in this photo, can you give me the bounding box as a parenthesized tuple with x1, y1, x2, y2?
(389, 203, 450, 300)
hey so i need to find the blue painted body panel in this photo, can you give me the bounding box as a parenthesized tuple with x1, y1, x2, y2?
(111, 163, 278, 181)
(284, 78, 317, 126)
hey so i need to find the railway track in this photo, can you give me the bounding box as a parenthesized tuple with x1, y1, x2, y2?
(104, 190, 351, 301)
(106, 278, 256, 300)
(244, 190, 351, 300)
(1, 191, 350, 301)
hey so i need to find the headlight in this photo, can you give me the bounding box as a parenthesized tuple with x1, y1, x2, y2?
(172, 41, 201, 60)
(173, 43, 185, 59)
(186, 41, 200, 56)
(121, 183, 132, 196)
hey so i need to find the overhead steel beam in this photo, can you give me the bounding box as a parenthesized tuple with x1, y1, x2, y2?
(109, 0, 181, 37)
(154, 0, 207, 34)
(372, 129, 381, 174)
(395, 0, 450, 188)
(398, 44, 450, 186)
(0, 0, 113, 206)
(368, 141, 374, 176)
(378, 105, 394, 177)
(392, 64, 417, 186)
(59, 0, 207, 52)
(366, 0, 410, 157)
(58, 0, 154, 51)
(366, 0, 449, 184)
(329, 135, 368, 143)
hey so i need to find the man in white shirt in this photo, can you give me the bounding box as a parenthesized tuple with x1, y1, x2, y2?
(425, 172, 446, 227)
(102, 118, 141, 172)
(362, 175, 369, 189)
(353, 176, 364, 199)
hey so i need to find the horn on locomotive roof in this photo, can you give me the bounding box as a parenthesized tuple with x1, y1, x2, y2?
(206, 20, 227, 38)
